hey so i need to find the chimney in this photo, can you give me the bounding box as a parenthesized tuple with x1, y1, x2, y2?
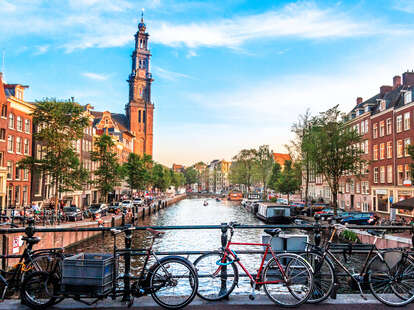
(402, 71, 414, 86)
(356, 97, 363, 105)
(380, 85, 392, 96)
(393, 75, 401, 89)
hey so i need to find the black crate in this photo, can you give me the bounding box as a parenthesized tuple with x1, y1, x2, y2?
(61, 253, 114, 296)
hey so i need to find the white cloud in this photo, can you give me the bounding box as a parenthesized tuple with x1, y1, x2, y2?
(186, 50, 198, 58)
(393, 0, 414, 13)
(33, 45, 49, 55)
(82, 72, 109, 81)
(152, 66, 192, 81)
(150, 2, 396, 48)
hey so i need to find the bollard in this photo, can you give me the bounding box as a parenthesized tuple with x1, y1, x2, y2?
(219, 222, 229, 299)
(142, 207, 145, 219)
(2, 235, 7, 270)
(122, 225, 132, 302)
(122, 213, 125, 226)
(111, 217, 115, 228)
(43, 210, 46, 226)
(314, 214, 321, 247)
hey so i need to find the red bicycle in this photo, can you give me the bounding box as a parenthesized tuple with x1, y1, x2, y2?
(194, 222, 313, 307)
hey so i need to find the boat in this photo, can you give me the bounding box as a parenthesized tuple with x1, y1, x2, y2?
(256, 203, 294, 224)
(215, 198, 221, 202)
(228, 192, 243, 201)
(203, 200, 208, 206)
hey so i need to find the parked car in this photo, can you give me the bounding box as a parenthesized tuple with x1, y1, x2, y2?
(340, 212, 377, 225)
(122, 200, 132, 209)
(315, 208, 345, 221)
(108, 202, 121, 213)
(301, 204, 329, 216)
(132, 198, 144, 206)
(63, 206, 83, 221)
(88, 203, 108, 218)
(276, 198, 288, 205)
(332, 211, 359, 223)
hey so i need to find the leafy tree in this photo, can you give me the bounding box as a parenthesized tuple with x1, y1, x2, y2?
(253, 145, 274, 197)
(287, 110, 313, 208)
(171, 171, 185, 190)
(184, 167, 199, 185)
(90, 134, 122, 203)
(152, 164, 170, 192)
(124, 153, 152, 193)
(230, 149, 256, 193)
(276, 160, 301, 204)
(408, 145, 414, 183)
(307, 106, 365, 214)
(268, 162, 282, 191)
(19, 99, 89, 211)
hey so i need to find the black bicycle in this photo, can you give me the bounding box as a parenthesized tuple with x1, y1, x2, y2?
(0, 219, 64, 309)
(22, 226, 199, 309)
(302, 223, 414, 306)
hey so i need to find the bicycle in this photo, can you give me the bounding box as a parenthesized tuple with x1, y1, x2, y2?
(194, 222, 314, 307)
(301, 222, 414, 306)
(23, 225, 199, 309)
(0, 219, 64, 309)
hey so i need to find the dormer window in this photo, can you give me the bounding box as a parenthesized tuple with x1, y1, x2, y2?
(16, 89, 23, 100)
(379, 100, 386, 111)
(404, 90, 412, 104)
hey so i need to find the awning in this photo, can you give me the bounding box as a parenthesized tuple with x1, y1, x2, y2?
(391, 197, 414, 211)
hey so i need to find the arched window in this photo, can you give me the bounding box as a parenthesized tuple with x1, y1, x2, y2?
(138, 110, 141, 123)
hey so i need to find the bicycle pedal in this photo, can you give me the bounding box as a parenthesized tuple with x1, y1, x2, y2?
(248, 294, 255, 300)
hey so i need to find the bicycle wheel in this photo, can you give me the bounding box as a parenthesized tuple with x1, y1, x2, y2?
(368, 251, 414, 307)
(193, 252, 238, 301)
(20, 271, 58, 310)
(301, 251, 335, 303)
(263, 253, 313, 307)
(150, 257, 198, 309)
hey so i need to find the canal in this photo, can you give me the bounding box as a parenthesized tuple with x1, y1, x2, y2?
(67, 198, 275, 295)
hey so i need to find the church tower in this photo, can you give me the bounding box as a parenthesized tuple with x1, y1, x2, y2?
(126, 11, 154, 157)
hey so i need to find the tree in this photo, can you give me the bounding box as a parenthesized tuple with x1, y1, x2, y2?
(19, 99, 89, 211)
(184, 167, 199, 185)
(124, 153, 152, 193)
(151, 164, 170, 192)
(171, 171, 185, 190)
(230, 149, 256, 193)
(287, 110, 313, 208)
(90, 134, 122, 203)
(253, 145, 274, 197)
(276, 160, 301, 204)
(268, 162, 282, 191)
(307, 105, 365, 214)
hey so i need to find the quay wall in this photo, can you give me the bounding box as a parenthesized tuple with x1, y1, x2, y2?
(2, 194, 186, 267)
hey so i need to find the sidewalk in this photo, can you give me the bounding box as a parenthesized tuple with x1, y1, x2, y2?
(3, 295, 414, 310)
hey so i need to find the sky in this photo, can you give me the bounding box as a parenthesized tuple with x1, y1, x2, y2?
(1, 0, 414, 166)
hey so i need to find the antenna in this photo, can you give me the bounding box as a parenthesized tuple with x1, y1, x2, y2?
(141, 8, 144, 21)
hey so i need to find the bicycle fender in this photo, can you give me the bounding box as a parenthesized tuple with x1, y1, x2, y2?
(145, 255, 197, 283)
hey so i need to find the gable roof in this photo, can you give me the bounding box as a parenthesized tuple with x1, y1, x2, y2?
(273, 153, 291, 166)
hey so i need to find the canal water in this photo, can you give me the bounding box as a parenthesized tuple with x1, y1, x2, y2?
(67, 198, 360, 295)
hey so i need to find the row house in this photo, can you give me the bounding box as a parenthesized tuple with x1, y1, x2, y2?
(207, 160, 231, 194)
(0, 75, 9, 208)
(3, 80, 32, 208)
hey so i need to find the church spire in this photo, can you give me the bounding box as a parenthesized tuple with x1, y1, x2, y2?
(138, 9, 146, 32)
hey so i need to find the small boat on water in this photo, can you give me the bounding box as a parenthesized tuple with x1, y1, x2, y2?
(203, 200, 208, 206)
(216, 198, 221, 202)
(256, 203, 294, 224)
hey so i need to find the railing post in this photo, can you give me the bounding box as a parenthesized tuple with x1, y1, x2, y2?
(122, 225, 132, 302)
(43, 209, 46, 226)
(314, 214, 321, 247)
(111, 217, 115, 228)
(2, 235, 7, 270)
(219, 222, 228, 299)
(122, 213, 125, 226)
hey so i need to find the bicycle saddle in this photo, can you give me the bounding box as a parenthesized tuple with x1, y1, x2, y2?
(21, 236, 40, 244)
(146, 228, 165, 238)
(367, 230, 385, 237)
(264, 228, 282, 237)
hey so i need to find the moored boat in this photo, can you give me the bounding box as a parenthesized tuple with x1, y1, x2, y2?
(256, 203, 294, 224)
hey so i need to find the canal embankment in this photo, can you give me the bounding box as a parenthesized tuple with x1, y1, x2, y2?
(1, 194, 186, 267)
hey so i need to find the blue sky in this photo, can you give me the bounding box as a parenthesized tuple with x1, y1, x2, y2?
(1, 0, 414, 166)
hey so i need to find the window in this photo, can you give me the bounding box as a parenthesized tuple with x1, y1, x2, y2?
(374, 167, 379, 183)
(386, 118, 392, 135)
(361, 141, 365, 153)
(356, 182, 361, 194)
(373, 144, 378, 160)
(404, 112, 411, 131)
(24, 119, 30, 134)
(387, 165, 393, 183)
(0, 128, 5, 141)
(22, 186, 28, 206)
(379, 121, 385, 137)
(404, 138, 411, 156)
(24, 139, 29, 155)
(0, 152, 3, 167)
(373, 123, 378, 138)
(398, 165, 404, 185)
(15, 186, 20, 206)
(380, 166, 385, 183)
(16, 116, 22, 131)
(7, 136, 13, 152)
(1, 105, 6, 118)
(6, 161, 12, 179)
(405, 91, 412, 104)
(23, 169, 29, 181)
(397, 140, 403, 158)
(36, 144, 41, 160)
(365, 140, 369, 154)
(8, 113, 14, 129)
(16, 137, 21, 154)
(405, 164, 411, 182)
(397, 115, 402, 133)
(362, 181, 369, 195)
(387, 141, 392, 159)
(361, 121, 365, 134)
(345, 182, 350, 193)
(15, 166, 20, 180)
(380, 143, 385, 160)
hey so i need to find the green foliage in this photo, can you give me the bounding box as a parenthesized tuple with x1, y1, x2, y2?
(275, 160, 301, 204)
(230, 149, 256, 192)
(151, 164, 171, 192)
(19, 98, 89, 210)
(253, 145, 274, 196)
(90, 134, 122, 202)
(184, 167, 199, 185)
(268, 162, 282, 191)
(124, 153, 153, 192)
(170, 170, 185, 189)
(340, 229, 360, 243)
(408, 145, 414, 182)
